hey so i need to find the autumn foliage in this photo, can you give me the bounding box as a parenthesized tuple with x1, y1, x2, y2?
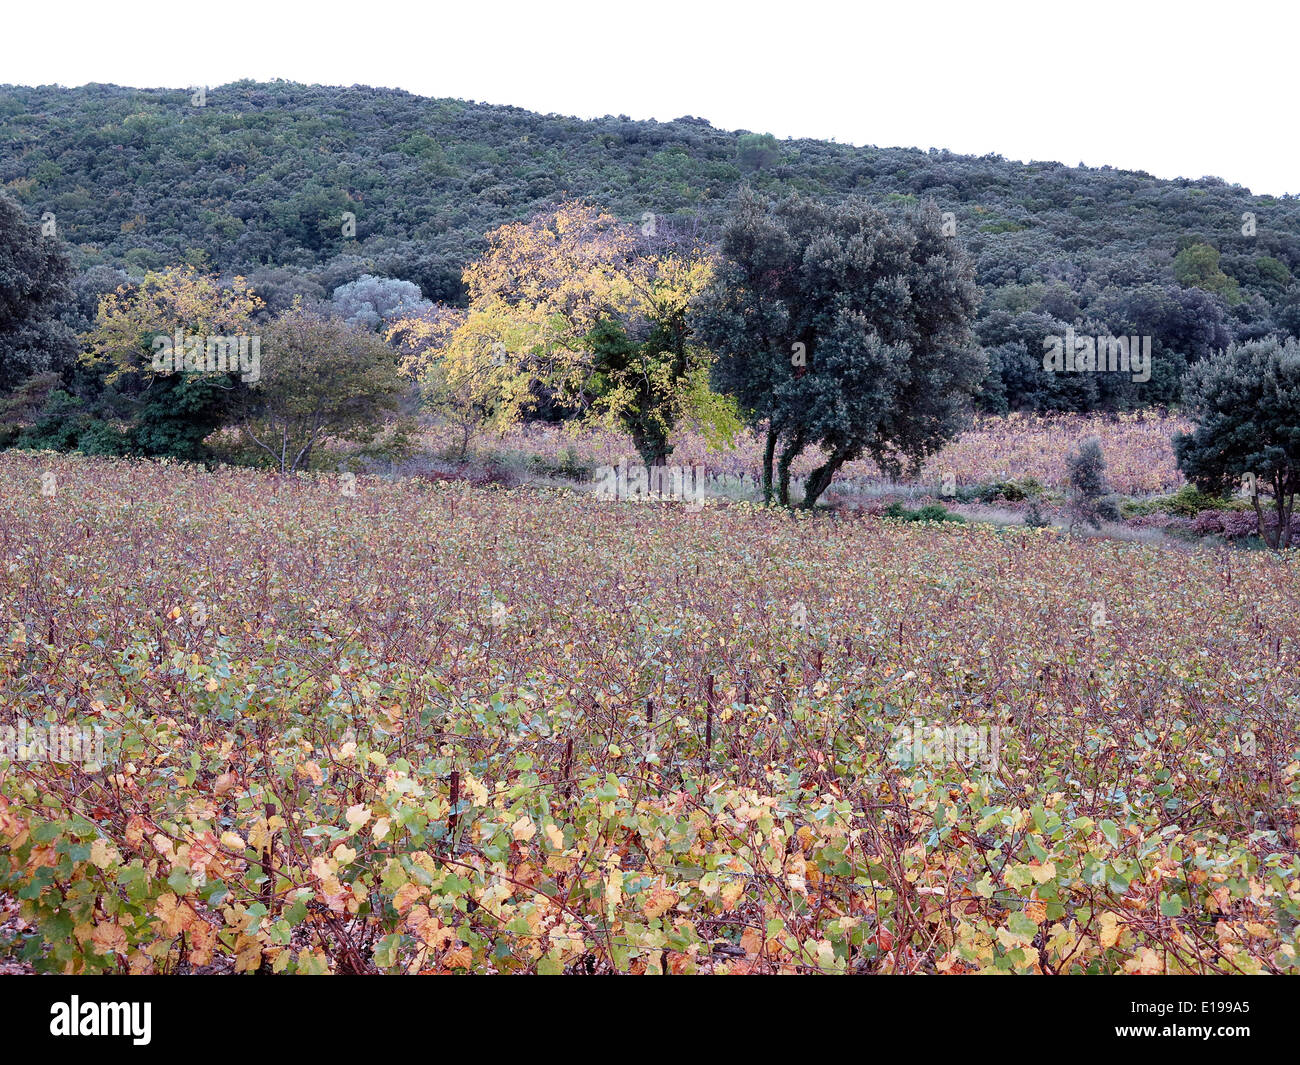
(1, 452, 1297, 974)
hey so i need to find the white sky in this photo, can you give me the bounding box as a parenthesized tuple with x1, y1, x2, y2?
(5, 0, 1296, 196)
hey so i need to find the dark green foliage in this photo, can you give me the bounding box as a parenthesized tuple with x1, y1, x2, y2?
(1065, 436, 1121, 529)
(883, 501, 965, 523)
(1174, 336, 1300, 548)
(694, 191, 983, 507)
(9, 387, 127, 456)
(125, 374, 237, 461)
(73, 418, 131, 455)
(584, 312, 692, 468)
(4, 82, 1298, 415)
(1122, 483, 1238, 518)
(0, 191, 79, 391)
(974, 477, 1043, 503)
(14, 390, 87, 450)
(1068, 437, 1110, 500)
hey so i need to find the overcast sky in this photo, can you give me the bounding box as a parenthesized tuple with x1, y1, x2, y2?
(6, 0, 1296, 196)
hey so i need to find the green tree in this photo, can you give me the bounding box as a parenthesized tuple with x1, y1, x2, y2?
(1173, 243, 1240, 303)
(0, 193, 78, 393)
(233, 306, 408, 473)
(82, 266, 262, 461)
(584, 306, 693, 468)
(736, 132, 780, 171)
(584, 319, 664, 464)
(1174, 336, 1300, 549)
(694, 191, 984, 507)
(1065, 436, 1120, 530)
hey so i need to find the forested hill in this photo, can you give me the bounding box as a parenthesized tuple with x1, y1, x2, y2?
(2, 80, 1295, 290)
(3, 80, 1299, 409)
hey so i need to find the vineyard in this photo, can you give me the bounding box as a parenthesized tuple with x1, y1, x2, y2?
(422, 410, 1192, 497)
(1, 450, 1297, 974)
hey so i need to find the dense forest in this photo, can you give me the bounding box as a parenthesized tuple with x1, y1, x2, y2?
(2, 79, 1299, 414)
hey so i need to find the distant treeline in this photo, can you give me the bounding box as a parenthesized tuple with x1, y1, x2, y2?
(2, 80, 1299, 412)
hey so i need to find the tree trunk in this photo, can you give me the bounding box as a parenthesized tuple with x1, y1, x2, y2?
(776, 432, 804, 507)
(801, 452, 847, 509)
(1276, 471, 1294, 550)
(1251, 490, 1276, 549)
(762, 425, 777, 504)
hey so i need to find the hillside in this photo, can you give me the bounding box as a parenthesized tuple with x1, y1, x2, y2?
(3, 81, 1300, 416)
(2, 81, 1297, 307)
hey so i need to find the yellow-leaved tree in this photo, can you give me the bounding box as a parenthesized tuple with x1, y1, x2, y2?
(387, 303, 534, 458)
(82, 266, 263, 460)
(389, 202, 736, 464)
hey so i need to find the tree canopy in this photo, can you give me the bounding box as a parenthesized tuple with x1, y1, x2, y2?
(5, 81, 1298, 415)
(694, 191, 983, 507)
(1174, 336, 1300, 548)
(0, 191, 78, 392)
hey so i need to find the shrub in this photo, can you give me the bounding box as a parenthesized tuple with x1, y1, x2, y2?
(1126, 513, 1194, 532)
(1191, 510, 1227, 536)
(972, 476, 1044, 503)
(1067, 437, 1109, 499)
(1223, 511, 1262, 540)
(1162, 484, 1233, 517)
(1065, 436, 1121, 529)
(76, 420, 131, 456)
(883, 501, 965, 523)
